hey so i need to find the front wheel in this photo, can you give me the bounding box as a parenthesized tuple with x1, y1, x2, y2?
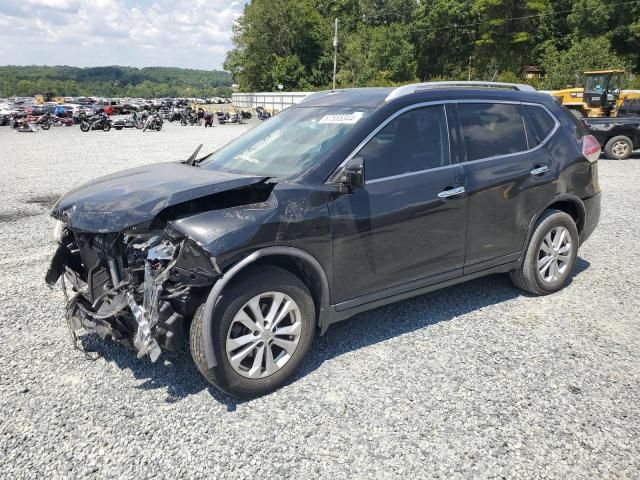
(40, 122, 50, 130)
(510, 210, 579, 295)
(102, 123, 111, 132)
(80, 122, 90, 132)
(190, 266, 315, 397)
(604, 135, 633, 160)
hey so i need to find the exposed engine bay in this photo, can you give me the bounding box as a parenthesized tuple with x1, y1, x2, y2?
(46, 227, 220, 361)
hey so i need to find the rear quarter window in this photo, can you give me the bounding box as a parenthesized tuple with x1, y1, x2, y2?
(522, 105, 557, 146)
(458, 103, 528, 161)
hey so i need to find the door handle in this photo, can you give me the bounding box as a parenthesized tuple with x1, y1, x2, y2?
(530, 165, 550, 176)
(437, 186, 466, 198)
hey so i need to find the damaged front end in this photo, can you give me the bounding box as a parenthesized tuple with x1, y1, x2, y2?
(46, 224, 220, 361)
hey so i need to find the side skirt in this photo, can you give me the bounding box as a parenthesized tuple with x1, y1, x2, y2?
(320, 260, 518, 332)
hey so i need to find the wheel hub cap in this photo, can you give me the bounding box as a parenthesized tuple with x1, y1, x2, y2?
(537, 226, 572, 283)
(612, 141, 629, 157)
(226, 292, 302, 379)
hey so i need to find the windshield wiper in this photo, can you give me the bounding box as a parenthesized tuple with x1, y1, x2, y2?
(184, 144, 214, 167)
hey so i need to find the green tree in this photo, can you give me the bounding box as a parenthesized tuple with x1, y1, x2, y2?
(224, 0, 330, 91)
(337, 23, 417, 86)
(539, 36, 631, 88)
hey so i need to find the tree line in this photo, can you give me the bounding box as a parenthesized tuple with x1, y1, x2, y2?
(224, 0, 640, 91)
(0, 66, 233, 98)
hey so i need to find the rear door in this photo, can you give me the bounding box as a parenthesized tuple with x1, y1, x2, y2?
(455, 101, 559, 272)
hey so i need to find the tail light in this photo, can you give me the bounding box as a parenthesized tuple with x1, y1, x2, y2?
(582, 135, 601, 163)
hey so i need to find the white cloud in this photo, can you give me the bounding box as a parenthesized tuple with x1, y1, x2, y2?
(0, 0, 247, 69)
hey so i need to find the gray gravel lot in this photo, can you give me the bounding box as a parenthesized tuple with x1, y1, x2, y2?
(0, 121, 639, 479)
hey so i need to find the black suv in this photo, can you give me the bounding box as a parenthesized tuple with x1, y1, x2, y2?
(47, 82, 601, 397)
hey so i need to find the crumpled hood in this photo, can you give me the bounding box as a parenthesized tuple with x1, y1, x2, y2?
(52, 162, 267, 232)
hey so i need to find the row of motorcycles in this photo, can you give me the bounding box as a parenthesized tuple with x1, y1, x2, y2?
(8, 112, 74, 132)
(80, 111, 164, 132)
(166, 106, 272, 127)
(5, 106, 272, 133)
(82, 111, 164, 132)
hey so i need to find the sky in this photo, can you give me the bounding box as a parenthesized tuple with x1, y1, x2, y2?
(0, 0, 248, 70)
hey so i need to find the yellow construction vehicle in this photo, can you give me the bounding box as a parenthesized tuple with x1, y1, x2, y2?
(550, 69, 640, 118)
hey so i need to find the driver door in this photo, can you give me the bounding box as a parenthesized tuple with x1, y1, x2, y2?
(329, 104, 468, 305)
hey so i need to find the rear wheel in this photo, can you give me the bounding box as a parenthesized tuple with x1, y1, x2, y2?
(604, 135, 633, 160)
(510, 210, 579, 295)
(190, 266, 315, 397)
(102, 123, 111, 132)
(40, 122, 50, 130)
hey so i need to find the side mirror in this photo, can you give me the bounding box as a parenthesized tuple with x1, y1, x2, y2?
(337, 156, 364, 191)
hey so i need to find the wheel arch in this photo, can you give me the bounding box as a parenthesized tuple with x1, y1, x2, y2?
(200, 246, 330, 369)
(520, 194, 586, 264)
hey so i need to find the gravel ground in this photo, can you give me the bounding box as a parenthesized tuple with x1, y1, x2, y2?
(0, 121, 639, 479)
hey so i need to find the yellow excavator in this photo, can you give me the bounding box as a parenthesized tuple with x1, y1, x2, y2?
(550, 69, 640, 118)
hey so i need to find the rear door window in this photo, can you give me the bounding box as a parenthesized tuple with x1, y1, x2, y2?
(359, 105, 450, 182)
(458, 103, 528, 161)
(523, 105, 556, 146)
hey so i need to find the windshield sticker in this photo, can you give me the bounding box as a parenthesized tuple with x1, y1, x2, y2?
(318, 112, 364, 125)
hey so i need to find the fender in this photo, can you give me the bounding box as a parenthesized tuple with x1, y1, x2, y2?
(201, 246, 330, 368)
(518, 193, 586, 265)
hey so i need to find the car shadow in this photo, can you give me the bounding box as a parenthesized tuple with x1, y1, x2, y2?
(79, 257, 591, 410)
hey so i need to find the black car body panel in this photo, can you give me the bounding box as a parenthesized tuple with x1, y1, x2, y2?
(51, 162, 268, 232)
(46, 85, 601, 373)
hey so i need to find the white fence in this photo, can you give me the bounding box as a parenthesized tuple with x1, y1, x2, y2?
(232, 92, 311, 112)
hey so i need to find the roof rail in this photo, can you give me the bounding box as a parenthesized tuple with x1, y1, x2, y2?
(385, 81, 536, 102)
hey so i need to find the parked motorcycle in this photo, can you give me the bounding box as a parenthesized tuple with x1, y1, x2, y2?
(180, 110, 199, 126)
(10, 115, 36, 132)
(240, 110, 252, 119)
(143, 112, 163, 132)
(216, 111, 244, 124)
(33, 113, 74, 129)
(256, 106, 271, 121)
(112, 113, 144, 130)
(80, 113, 112, 132)
(34, 113, 53, 130)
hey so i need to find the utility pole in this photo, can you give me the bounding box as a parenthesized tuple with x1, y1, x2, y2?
(332, 18, 338, 91)
(468, 56, 472, 81)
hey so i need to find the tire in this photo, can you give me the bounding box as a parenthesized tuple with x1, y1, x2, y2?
(40, 122, 50, 130)
(190, 266, 315, 397)
(510, 209, 579, 295)
(181, 118, 187, 126)
(102, 123, 111, 132)
(604, 135, 633, 160)
(115, 126, 123, 131)
(80, 122, 90, 132)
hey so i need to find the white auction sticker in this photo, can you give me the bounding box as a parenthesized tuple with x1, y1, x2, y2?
(318, 112, 364, 125)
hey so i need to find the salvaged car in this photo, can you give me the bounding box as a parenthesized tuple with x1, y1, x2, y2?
(47, 82, 601, 397)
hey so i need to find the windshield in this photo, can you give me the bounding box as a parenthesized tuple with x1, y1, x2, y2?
(200, 106, 370, 177)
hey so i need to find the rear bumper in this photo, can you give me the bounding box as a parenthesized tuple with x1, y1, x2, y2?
(580, 192, 601, 245)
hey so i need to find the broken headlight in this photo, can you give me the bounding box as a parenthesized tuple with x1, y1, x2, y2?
(52, 219, 65, 244)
